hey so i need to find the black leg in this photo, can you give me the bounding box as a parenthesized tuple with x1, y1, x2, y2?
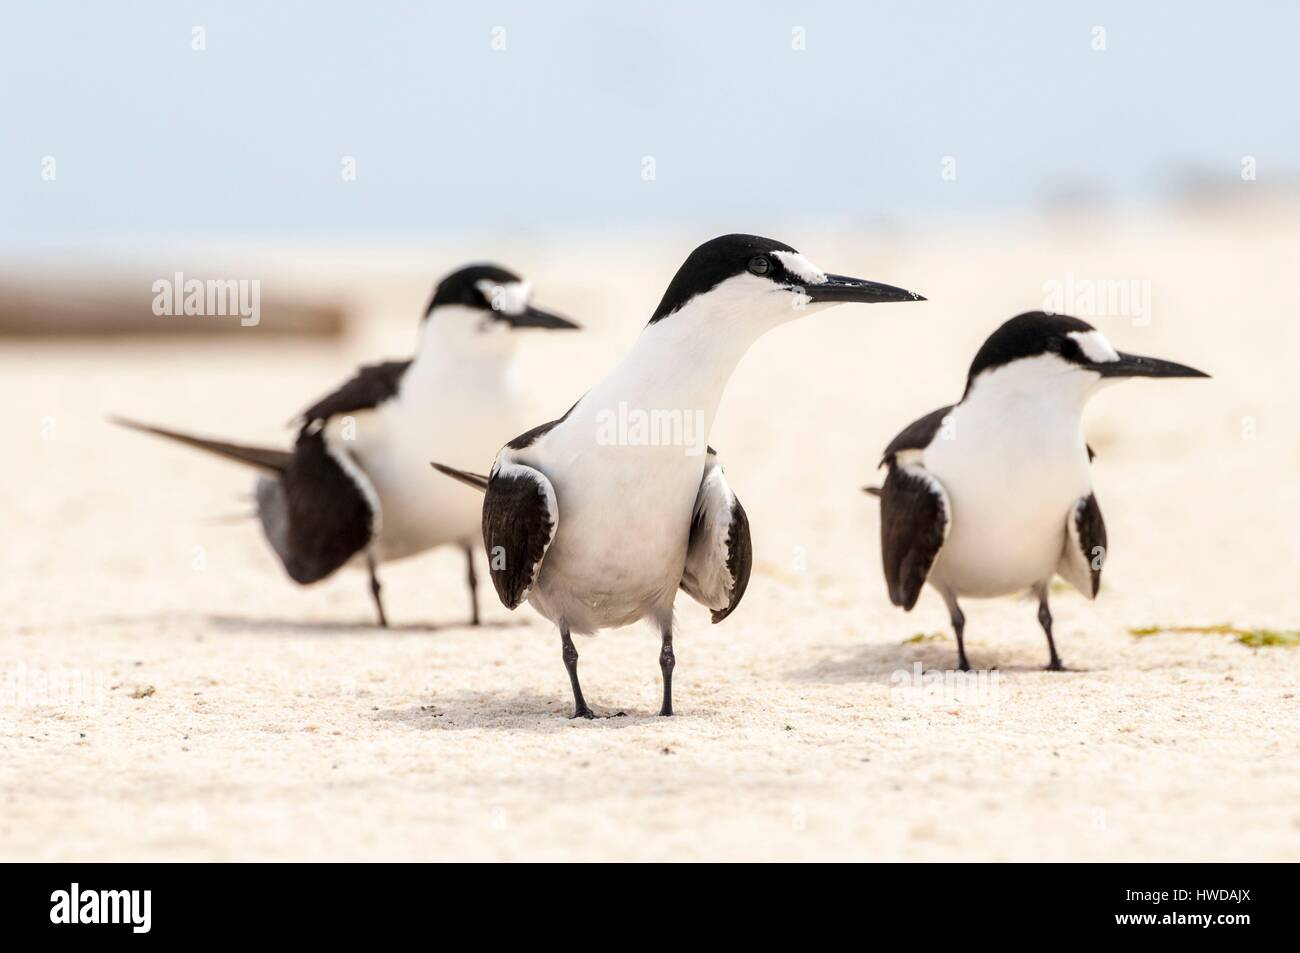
(1037, 590, 1064, 671)
(561, 627, 594, 719)
(942, 593, 969, 671)
(367, 553, 388, 629)
(952, 606, 970, 671)
(463, 544, 480, 627)
(658, 624, 675, 717)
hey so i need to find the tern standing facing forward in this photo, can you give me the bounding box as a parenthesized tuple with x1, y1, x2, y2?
(869, 311, 1208, 671)
(436, 234, 923, 716)
(117, 264, 578, 627)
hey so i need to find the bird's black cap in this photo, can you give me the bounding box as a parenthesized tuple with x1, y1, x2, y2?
(967, 312, 1097, 382)
(649, 235, 796, 324)
(649, 234, 923, 324)
(966, 311, 1209, 392)
(424, 264, 578, 330)
(425, 264, 522, 315)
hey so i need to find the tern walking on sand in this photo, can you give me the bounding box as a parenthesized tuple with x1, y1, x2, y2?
(435, 234, 923, 716)
(116, 264, 578, 627)
(867, 311, 1209, 671)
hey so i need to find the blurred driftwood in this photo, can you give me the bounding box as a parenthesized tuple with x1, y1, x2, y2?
(0, 274, 345, 336)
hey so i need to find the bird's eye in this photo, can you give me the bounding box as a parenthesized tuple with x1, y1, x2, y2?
(748, 256, 770, 276)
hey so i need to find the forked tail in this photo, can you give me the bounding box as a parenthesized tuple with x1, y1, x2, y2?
(430, 461, 489, 493)
(111, 416, 292, 474)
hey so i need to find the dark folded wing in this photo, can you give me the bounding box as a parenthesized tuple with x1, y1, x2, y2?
(1057, 492, 1107, 598)
(879, 464, 951, 610)
(880, 405, 954, 466)
(680, 449, 752, 623)
(259, 428, 377, 584)
(299, 359, 412, 424)
(504, 399, 579, 450)
(482, 462, 558, 609)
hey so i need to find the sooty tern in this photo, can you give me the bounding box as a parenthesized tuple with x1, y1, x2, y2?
(867, 311, 1209, 671)
(434, 234, 923, 716)
(116, 264, 578, 627)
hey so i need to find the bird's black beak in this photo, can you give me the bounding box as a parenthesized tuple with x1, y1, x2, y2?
(502, 305, 581, 330)
(1094, 351, 1210, 379)
(804, 274, 926, 304)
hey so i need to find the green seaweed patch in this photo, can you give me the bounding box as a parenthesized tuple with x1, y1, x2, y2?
(902, 632, 948, 644)
(1238, 629, 1300, 647)
(1129, 624, 1300, 648)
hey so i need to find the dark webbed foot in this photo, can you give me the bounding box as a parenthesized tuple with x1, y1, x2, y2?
(569, 707, 626, 720)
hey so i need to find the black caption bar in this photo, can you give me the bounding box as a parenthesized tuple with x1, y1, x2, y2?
(0, 862, 1286, 941)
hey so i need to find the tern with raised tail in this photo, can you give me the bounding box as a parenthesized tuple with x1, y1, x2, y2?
(867, 311, 1209, 671)
(434, 234, 923, 717)
(116, 264, 579, 627)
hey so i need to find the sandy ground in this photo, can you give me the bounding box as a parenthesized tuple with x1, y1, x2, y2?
(2, 209, 1298, 861)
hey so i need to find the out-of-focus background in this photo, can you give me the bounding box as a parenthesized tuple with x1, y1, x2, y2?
(2, 2, 1298, 861)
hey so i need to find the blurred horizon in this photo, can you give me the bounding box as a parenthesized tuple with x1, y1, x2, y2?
(3, 1, 1299, 251)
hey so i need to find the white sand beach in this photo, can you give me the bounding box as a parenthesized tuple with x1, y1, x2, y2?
(2, 209, 1298, 861)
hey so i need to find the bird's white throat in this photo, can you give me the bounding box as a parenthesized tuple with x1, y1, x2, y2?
(574, 272, 821, 450)
(416, 303, 520, 365)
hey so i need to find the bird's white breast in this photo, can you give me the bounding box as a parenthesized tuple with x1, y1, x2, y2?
(522, 400, 707, 633)
(507, 275, 790, 632)
(924, 361, 1094, 598)
(333, 357, 525, 562)
(518, 306, 755, 632)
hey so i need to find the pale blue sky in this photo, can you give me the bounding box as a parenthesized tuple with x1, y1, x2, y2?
(3, 1, 1296, 245)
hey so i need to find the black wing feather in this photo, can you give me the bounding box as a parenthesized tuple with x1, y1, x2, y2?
(271, 429, 375, 584)
(712, 499, 751, 623)
(505, 398, 579, 450)
(880, 405, 953, 466)
(482, 467, 556, 609)
(299, 359, 412, 424)
(680, 450, 753, 623)
(879, 465, 949, 610)
(1073, 493, 1107, 597)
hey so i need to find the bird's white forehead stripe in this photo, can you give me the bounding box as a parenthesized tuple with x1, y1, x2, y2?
(772, 251, 827, 285)
(1069, 330, 1120, 363)
(475, 279, 530, 316)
